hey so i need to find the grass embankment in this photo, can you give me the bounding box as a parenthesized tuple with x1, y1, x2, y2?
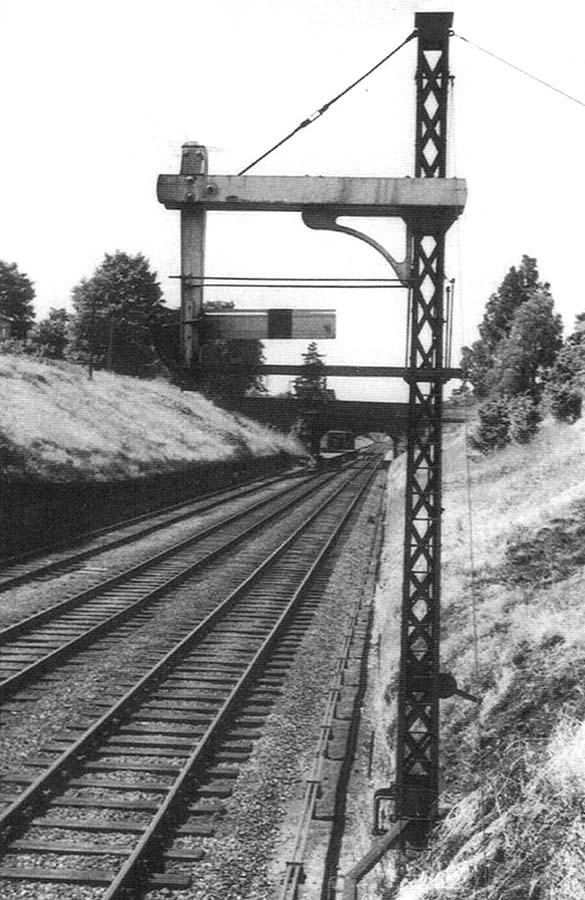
(0, 354, 304, 482)
(368, 417, 585, 899)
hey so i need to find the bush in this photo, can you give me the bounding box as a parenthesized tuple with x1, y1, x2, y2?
(547, 382, 583, 424)
(469, 396, 511, 453)
(508, 395, 542, 443)
(469, 394, 543, 453)
(0, 338, 31, 356)
(469, 393, 544, 453)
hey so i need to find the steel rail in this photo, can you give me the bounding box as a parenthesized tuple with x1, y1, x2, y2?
(0, 466, 309, 591)
(0, 467, 347, 700)
(102, 457, 381, 899)
(0, 456, 380, 896)
(0, 467, 333, 643)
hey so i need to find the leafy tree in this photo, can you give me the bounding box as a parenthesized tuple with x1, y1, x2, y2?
(293, 342, 331, 401)
(461, 256, 552, 398)
(69, 252, 164, 376)
(151, 300, 266, 400)
(478, 255, 542, 353)
(151, 305, 181, 377)
(199, 300, 266, 402)
(29, 308, 70, 358)
(545, 313, 585, 422)
(460, 340, 493, 400)
(461, 256, 562, 451)
(487, 291, 562, 399)
(0, 261, 35, 339)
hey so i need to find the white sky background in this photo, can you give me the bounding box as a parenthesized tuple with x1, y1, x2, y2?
(2, 0, 584, 400)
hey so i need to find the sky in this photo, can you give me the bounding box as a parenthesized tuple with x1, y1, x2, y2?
(2, 0, 585, 400)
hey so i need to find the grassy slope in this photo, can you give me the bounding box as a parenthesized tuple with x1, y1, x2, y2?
(0, 355, 305, 481)
(368, 416, 585, 899)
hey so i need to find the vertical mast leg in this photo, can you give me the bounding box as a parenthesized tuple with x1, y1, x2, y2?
(395, 12, 452, 837)
(180, 143, 207, 378)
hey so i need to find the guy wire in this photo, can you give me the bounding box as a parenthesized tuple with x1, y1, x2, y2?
(450, 70, 489, 896)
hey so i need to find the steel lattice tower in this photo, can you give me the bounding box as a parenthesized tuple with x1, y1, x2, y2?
(395, 12, 453, 829)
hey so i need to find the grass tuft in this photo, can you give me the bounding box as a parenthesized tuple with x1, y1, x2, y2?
(0, 354, 305, 481)
(367, 416, 585, 898)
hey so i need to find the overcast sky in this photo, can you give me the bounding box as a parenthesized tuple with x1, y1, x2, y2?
(2, 0, 584, 399)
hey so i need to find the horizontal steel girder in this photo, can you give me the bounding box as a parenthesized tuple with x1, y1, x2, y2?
(157, 174, 466, 224)
(189, 363, 462, 380)
(184, 397, 466, 436)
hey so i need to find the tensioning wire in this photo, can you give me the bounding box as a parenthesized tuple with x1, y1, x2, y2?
(449, 71, 489, 897)
(238, 29, 417, 175)
(454, 32, 585, 110)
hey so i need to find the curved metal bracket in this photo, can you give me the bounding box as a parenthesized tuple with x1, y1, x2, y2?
(302, 208, 412, 287)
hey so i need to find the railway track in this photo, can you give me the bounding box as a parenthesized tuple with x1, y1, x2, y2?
(0, 467, 309, 591)
(0, 464, 356, 701)
(0, 453, 382, 898)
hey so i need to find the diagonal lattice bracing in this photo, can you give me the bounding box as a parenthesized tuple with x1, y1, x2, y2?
(395, 12, 453, 828)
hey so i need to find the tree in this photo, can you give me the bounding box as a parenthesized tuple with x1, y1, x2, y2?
(151, 300, 266, 400)
(151, 305, 181, 378)
(478, 255, 542, 353)
(293, 342, 331, 401)
(461, 256, 551, 398)
(460, 340, 493, 400)
(30, 308, 70, 358)
(545, 313, 585, 422)
(462, 256, 562, 451)
(198, 300, 266, 402)
(69, 251, 164, 376)
(0, 261, 35, 339)
(488, 291, 562, 399)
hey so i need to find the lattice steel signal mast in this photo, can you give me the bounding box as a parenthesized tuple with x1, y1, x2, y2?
(396, 11, 454, 833)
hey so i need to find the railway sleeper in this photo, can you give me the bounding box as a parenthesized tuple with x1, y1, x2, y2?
(30, 815, 159, 833)
(92, 746, 192, 758)
(47, 797, 163, 811)
(197, 781, 235, 799)
(188, 799, 225, 815)
(69, 776, 175, 791)
(5, 839, 205, 864)
(100, 710, 213, 724)
(10, 839, 140, 856)
(104, 734, 197, 747)
(154, 692, 230, 703)
(26, 758, 183, 773)
(88, 759, 183, 773)
(0, 866, 191, 889)
(214, 749, 250, 763)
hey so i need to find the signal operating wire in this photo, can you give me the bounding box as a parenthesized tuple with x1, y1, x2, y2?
(176, 283, 405, 290)
(454, 32, 585, 109)
(170, 276, 403, 282)
(169, 275, 406, 289)
(450, 71, 489, 897)
(238, 29, 417, 175)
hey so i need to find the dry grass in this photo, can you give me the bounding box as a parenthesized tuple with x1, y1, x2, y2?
(0, 354, 305, 481)
(366, 415, 585, 899)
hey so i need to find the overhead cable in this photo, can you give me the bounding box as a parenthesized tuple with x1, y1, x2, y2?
(454, 32, 585, 110)
(238, 29, 417, 175)
(170, 275, 403, 282)
(190, 283, 404, 289)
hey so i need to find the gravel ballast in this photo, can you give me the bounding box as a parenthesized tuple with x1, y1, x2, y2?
(0, 466, 387, 900)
